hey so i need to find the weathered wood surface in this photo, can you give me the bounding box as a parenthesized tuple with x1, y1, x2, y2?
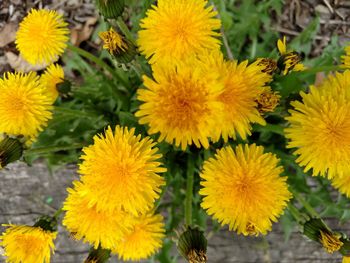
(0, 162, 344, 263)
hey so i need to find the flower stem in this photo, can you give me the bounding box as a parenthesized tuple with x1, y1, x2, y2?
(291, 189, 320, 218)
(185, 157, 195, 226)
(54, 106, 98, 119)
(116, 18, 136, 45)
(53, 207, 64, 219)
(67, 43, 129, 88)
(24, 143, 86, 156)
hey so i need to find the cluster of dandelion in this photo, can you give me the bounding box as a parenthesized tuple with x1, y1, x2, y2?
(1, 0, 350, 262)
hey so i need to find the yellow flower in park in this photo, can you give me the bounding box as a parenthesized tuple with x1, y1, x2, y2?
(0, 72, 53, 138)
(40, 63, 64, 102)
(0, 224, 57, 263)
(285, 71, 350, 178)
(277, 36, 305, 75)
(135, 57, 223, 150)
(79, 126, 166, 215)
(138, 0, 221, 64)
(200, 144, 291, 236)
(62, 181, 132, 249)
(200, 51, 270, 142)
(113, 212, 165, 261)
(342, 46, 350, 68)
(16, 9, 69, 65)
(99, 27, 127, 55)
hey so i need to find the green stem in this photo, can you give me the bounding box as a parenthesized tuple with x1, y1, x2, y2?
(116, 18, 136, 45)
(54, 107, 98, 119)
(53, 208, 64, 219)
(185, 157, 195, 226)
(67, 43, 129, 88)
(291, 189, 320, 218)
(24, 143, 86, 156)
(297, 65, 344, 75)
(288, 203, 306, 223)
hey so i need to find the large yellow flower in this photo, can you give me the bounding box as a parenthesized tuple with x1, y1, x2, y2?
(16, 9, 69, 65)
(113, 212, 165, 261)
(342, 46, 350, 68)
(78, 126, 166, 215)
(135, 57, 223, 150)
(0, 72, 53, 138)
(201, 52, 270, 141)
(200, 144, 291, 236)
(0, 224, 57, 263)
(285, 71, 350, 178)
(62, 181, 131, 249)
(137, 0, 221, 64)
(40, 63, 64, 102)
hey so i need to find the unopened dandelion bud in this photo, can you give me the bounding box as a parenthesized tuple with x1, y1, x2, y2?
(177, 226, 207, 263)
(96, 0, 125, 19)
(303, 218, 344, 253)
(256, 58, 277, 75)
(34, 215, 58, 232)
(0, 137, 23, 169)
(99, 28, 137, 64)
(85, 246, 111, 263)
(256, 87, 280, 114)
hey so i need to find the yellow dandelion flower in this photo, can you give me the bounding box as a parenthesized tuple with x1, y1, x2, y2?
(78, 126, 166, 215)
(62, 181, 131, 249)
(277, 36, 305, 75)
(0, 72, 53, 138)
(285, 71, 350, 178)
(342, 46, 350, 68)
(204, 52, 270, 142)
(40, 63, 64, 102)
(199, 144, 291, 236)
(135, 57, 223, 150)
(331, 173, 350, 197)
(256, 58, 278, 75)
(319, 230, 343, 253)
(0, 224, 57, 263)
(113, 213, 165, 261)
(16, 9, 69, 65)
(137, 0, 221, 64)
(343, 256, 350, 263)
(100, 27, 127, 55)
(256, 87, 281, 114)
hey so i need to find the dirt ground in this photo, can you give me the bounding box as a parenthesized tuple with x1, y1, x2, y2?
(0, 0, 349, 262)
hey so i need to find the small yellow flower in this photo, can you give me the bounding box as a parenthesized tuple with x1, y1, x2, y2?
(0, 72, 53, 138)
(40, 63, 64, 102)
(100, 28, 127, 55)
(200, 144, 292, 236)
(79, 126, 166, 215)
(113, 213, 165, 261)
(342, 46, 350, 68)
(62, 181, 131, 249)
(319, 231, 343, 253)
(256, 87, 281, 113)
(16, 9, 69, 65)
(277, 36, 305, 75)
(0, 224, 57, 263)
(138, 0, 221, 64)
(256, 58, 278, 75)
(285, 70, 350, 178)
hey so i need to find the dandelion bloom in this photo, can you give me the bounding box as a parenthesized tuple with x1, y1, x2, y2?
(78, 126, 166, 215)
(16, 9, 69, 65)
(40, 63, 64, 102)
(0, 224, 57, 263)
(0, 72, 52, 138)
(137, 0, 221, 64)
(256, 87, 281, 114)
(113, 213, 165, 261)
(62, 181, 131, 249)
(135, 58, 223, 150)
(201, 52, 271, 142)
(342, 46, 350, 68)
(277, 36, 305, 75)
(285, 71, 350, 178)
(100, 28, 127, 55)
(331, 173, 350, 197)
(200, 144, 291, 236)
